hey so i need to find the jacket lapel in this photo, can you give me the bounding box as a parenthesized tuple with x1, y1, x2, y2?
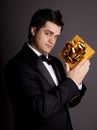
(51, 61, 62, 84)
(49, 55, 63, 84)
(36, 59, 56, 88)
(23, 43, 60, 88)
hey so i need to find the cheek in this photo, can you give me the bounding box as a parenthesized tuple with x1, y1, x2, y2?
(35, 36, 46, 48)
(37, 33, 46, 42)
(39, 36, 48, 45)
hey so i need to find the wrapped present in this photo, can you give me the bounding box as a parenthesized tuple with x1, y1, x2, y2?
(59, 35, 95, 69)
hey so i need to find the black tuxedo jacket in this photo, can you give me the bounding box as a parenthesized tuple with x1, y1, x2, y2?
(5, 43, 86, 130)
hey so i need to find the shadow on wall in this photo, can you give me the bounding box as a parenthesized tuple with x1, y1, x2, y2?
(0, 31, 14, 130)
(0, 81, 13, 130)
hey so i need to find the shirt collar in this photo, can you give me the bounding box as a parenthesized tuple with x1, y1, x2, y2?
(27, 43, 48, 58)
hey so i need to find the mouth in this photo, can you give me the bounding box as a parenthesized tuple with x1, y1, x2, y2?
(46, 44, 53, 49)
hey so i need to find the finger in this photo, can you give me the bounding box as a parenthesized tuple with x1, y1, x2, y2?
(78, 59, 87, 66)
(65, 62, 70, 73)
(78, 60, 90, 76)
(80, 60, 91, 69)
(76, 59, 90, 69)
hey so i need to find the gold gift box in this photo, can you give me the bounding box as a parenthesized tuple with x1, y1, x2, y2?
(59, 35, 95, 69)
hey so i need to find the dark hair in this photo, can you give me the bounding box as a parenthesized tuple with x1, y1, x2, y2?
(28, 8, 64, 41)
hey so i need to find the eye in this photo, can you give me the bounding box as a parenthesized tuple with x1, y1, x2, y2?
(54, 35, 58, 40)
(45, 31, 51, 36)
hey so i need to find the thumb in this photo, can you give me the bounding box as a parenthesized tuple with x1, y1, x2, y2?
(65, 62, 70, 73)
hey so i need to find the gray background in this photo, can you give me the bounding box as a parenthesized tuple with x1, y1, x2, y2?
(0, 0, 97, 130)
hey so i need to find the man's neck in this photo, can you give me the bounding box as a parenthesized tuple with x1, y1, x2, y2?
(27, 43, 48, 58)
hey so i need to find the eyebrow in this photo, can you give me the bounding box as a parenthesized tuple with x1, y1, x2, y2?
(45, 30, 60, 36)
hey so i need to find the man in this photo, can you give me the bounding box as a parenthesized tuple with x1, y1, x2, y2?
(5, 8, 90, 130)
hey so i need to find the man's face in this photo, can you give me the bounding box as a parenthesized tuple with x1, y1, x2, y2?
(31, 21, 61, 55)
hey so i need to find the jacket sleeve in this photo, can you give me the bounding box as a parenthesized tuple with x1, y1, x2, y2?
(68, 83, 87, 107)
(54, 57, 87, 108)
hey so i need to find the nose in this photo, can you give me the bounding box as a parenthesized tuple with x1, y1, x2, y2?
(49, 36, 55, 44)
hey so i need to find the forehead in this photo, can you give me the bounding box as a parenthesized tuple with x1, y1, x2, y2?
(43, 21, 61, 35)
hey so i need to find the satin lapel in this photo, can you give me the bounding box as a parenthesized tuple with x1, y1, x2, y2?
(51, 60, 62, 84)
(36, 59, 56, 88)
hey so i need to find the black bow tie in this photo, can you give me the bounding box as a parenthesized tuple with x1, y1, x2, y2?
(40, 55, 53, 65)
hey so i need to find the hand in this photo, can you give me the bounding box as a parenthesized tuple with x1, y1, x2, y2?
(65, 59, 91, 85)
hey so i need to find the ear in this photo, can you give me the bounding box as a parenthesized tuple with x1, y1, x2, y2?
(31, 27, 36, 36)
